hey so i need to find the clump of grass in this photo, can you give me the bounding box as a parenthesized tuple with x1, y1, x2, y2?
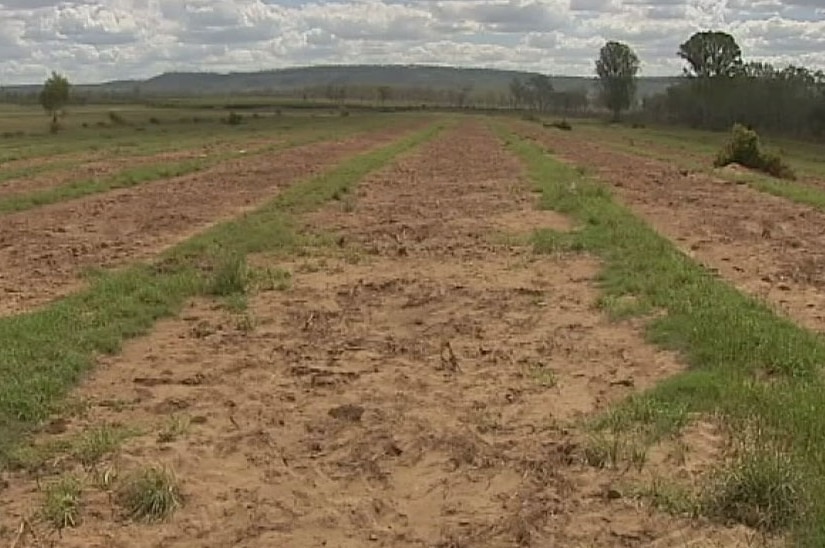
(42, 475, 82, 529)
(704, 448, 807, 532)
(73, 425, 133, 467)
(206, 252, 248, 296)
(118, 466, 182, 522)
(714, 124, 796, 180)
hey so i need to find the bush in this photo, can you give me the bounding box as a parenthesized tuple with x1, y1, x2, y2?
(714, 124, 796, 180)
(108, 111, 128, 126)
(225, 111, 243, 125)
(544, 119, 572, 131)
(148, 117, 161, 125)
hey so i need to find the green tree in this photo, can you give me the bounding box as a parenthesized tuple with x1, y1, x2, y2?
(595, 41, 640, 121)
(39, 71, 70, 128)
(678, 31, 742, 78)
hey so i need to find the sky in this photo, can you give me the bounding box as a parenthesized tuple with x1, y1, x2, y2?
(0, 0, 823, 85)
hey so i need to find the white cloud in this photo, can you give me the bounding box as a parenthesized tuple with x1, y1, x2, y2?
(0, 0, 822, 84)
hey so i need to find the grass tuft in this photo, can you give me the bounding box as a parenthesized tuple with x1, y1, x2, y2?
(704, 447, 807, 532)
(118, 466, 182, 522)
(42, 475, 82, 529)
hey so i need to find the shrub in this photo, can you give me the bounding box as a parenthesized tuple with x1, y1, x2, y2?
(714, 124, 796, 180)
(108, 111, 128, 126)
(225, 111, 243, 125)
(148, 117, 161, 125)
(545, 119, 572, 131)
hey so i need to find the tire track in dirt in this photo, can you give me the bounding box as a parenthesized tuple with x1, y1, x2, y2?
(0, 121, 766, 547)
(513, 121, 825, 335)
(0, 121, 425, 316)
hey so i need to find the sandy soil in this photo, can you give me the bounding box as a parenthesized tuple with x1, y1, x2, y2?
(0, 138, 277, 199)
(0, 121, 423, 316)
(0, 121, 768, 547)
(514, 122, 825, 335)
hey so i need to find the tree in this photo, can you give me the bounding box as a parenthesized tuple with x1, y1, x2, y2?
(377, 86, 392, 105)
(595, 41, 640, 121)
(39, 71, 70, 129)
(678, 31, 742, 79)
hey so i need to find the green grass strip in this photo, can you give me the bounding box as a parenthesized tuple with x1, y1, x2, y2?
(500, 126, 825, 545)
(0, 122, 442, 466)
(0, 119, 398, 215)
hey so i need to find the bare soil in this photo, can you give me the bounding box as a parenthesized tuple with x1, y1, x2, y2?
(0, 138, 277, 198)
(0, 122, 765, 547)
(0, 122, 422, 316)
(514, 122, 825, 335)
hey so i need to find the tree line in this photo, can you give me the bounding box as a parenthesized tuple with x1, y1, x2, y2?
(591, 31, 825, 138)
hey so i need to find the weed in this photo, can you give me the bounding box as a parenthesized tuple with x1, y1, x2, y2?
(74, 425, 133, 467)
(528, 363, 557, 388)
(157, 415, 191, 443)
(251, 267, 292, 292)
(235, 312, 257, 333)
(118, 466, 182, 522)
(91, 465, 118, 491)
(42, 475, 82, 529)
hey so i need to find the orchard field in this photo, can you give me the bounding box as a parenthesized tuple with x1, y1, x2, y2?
(3, 106, 825, 546)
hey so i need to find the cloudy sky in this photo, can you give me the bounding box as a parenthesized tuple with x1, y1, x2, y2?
(0, 0, 823, 84)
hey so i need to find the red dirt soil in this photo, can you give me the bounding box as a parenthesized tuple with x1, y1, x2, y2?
(0, 120, 425, 316)
(0, 121, 769, 547)
(514, 121, 825, 335)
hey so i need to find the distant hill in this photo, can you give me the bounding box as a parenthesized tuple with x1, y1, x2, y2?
(1, 64, 681, 99)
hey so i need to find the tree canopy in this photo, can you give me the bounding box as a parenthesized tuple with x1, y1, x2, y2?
(678, 31, 743, 79)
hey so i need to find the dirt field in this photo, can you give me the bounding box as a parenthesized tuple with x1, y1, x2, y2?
(0, 120, 772, 547)
(0, 137, 277, 199)
(512, 121, 825, 335)
(0, 120, 423, 315)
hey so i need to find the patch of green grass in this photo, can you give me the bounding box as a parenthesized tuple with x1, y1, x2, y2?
(634, 475, 700, 517)
(704, 447, 806, 532)
(206, 251, 249, 297)
(500, 126, 825, 543)
(42, 475, 82, 529)
(6, 424, 135, 472)
(117, 466, 182, 522)
(74, 425, 134, 467)
(0, 122, 442, 469)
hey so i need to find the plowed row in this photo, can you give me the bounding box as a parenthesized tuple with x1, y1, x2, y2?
(0, 120, 424, 315)
(512, 121, 825, 335)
